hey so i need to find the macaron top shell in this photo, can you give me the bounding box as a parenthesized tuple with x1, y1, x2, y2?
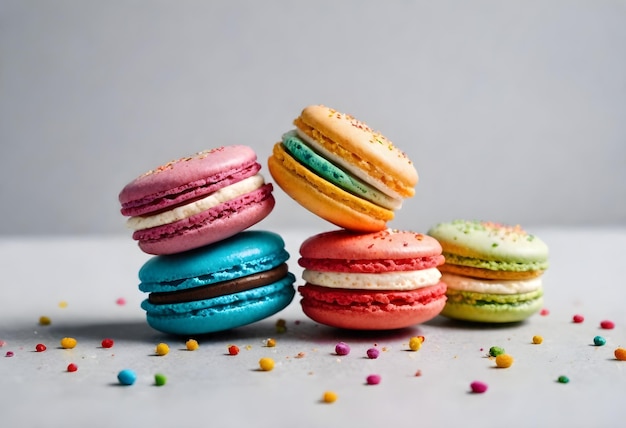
(299, 229, 442, 261)
(294, 105, 418, 199)
(428, 220, 549, 264)
(139, 231, 289, 292)
(119, 145, 260, 216)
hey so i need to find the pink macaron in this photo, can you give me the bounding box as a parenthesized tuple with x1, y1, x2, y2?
(297, 229, 447, 330)
(119, 146, 274, 255)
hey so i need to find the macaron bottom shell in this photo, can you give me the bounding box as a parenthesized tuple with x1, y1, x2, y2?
(142, 276, 295, 335)
(440, 295, 544, 323)
(137, 192, 275, 255)
(298, 282, 447, 330)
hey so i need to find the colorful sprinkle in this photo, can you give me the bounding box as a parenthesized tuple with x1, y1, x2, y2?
(495, 354, 514, 368)
(600, 320, 615, 330)
(366, 347, 380, 359)
(155, 343, 169, 356)
(101, 338, 114, 349)
(116, 297, 126, 306)
(323, 391, 338, 403)
(572, 314, 584, 323)
(408, 337, 422, 351)
(366, 374, 381, 385)
(154, 373, 167, 386)
(67, 363, 78, 372)
(470, 381, 488, 393)
(35, 343, 47, 352)
(532, 335, 543, 344)
(540, 308, 550, 316)
(185, 339, 199, 351)
(265, 338, 276, 348)
(275, 318, 287, 333)
(593, 336, 606, 346)
(0, 340, 6, 347)
(117, 369, 137, 385)
(335, 342, 350, 356)
(60, 337, 77, 349)
(414, 370, 422, 377)
(5, 351, 14, 357)
(228, 345, 240, 356)
(39, 316, 51, 326)
(557, 375, 570, 384)
(58, 301, 68, 308)
(259, 357, 275, 371)
(615, 347, 626, 361)
(489, 346, 505, 357)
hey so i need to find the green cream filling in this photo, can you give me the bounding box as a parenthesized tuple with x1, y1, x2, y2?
(446, 288, 543, 306)
(443, 253, 549, 272)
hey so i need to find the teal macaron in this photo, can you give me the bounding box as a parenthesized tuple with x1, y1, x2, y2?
(139, 230, 296, 335)
(281, 131, 401, 210)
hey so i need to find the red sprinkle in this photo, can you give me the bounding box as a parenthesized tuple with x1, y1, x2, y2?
(540, 308, 550, 316)
(228, 345, 240, 356)
(67, 363, 78, 372)
(417, 335, 425, 343)
(470, 381, 488, 393)
(115, 297, 126, 306)
(35, 343, 47, 352)
(600, 320, 615, 330)
(101, 338, 114, 348)
(5, 351, 14, 357)
(572, 314, 584, 323)
(366, 374, 381, 385)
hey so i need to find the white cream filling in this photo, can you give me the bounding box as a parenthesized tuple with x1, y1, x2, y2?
(126, 174, 266, 231)
(295, 128, 405, 201)
(302, 267, 442, 291)
(441, 272, 543, 295)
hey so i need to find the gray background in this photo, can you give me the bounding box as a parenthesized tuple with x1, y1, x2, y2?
(1, 0, 625, 236)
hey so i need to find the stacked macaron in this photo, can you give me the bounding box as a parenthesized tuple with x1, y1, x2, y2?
(269, 105, 445, 329)
(427, 220, 549, 323)
(119, 146, 295, 335)
(268, 105, 417, 232)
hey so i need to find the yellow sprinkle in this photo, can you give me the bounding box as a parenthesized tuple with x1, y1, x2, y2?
(408, 336, 422, 351)
(155, 343, 170, 356)
(58, 301, 68, 308)
(39, 316, 51, 326)
(265, 338, 276, 347)
(323, 391, 338, 403)
(532, 335, 543, 344)
(495, 353, 514, 368)
(185, 339, 199, 351)
(60, 337, 77, 349)
(259, 357, 275, 371)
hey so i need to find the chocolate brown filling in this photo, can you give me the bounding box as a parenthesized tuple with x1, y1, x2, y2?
(148, 263, 289, 304)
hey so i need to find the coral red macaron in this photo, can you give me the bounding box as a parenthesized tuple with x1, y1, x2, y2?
(297, 229, 447, 330)
(119, 146, 274, 255)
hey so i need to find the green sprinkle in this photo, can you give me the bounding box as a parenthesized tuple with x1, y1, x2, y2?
(489, 346, 505, 357)
(492, 242, 498, 247)
(557, 375, 570, 384)
(593, 336, 606, 346)
(154, 373, 167, 386)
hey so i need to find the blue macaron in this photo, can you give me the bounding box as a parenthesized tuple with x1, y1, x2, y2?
(138, 230, 296, 335)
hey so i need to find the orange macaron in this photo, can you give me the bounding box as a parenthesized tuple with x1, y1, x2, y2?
(268, 105, 418, 232)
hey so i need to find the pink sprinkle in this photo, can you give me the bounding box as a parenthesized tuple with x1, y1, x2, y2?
(470, 381, 488, 393)
(366, 374, 381, 385)
(366, 347, 380, 359)
(116, 297, 126, 306)
(572, 314, 584, 323)
(335, 342, 350, 356)
(5, 351, 14, 357)
(540, 308, 550, 316)
(600, 320, 615, 330)
(0, 340, 6, 347)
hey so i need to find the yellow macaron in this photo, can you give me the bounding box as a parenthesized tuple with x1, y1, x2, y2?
(268, 105, 418, 232)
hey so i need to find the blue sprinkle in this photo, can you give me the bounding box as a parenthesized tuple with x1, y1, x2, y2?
(117, 369, 137, 385)
(593, 336, 606, 346)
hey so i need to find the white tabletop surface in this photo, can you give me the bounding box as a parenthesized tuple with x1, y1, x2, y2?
(1, 227, 625, 428)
